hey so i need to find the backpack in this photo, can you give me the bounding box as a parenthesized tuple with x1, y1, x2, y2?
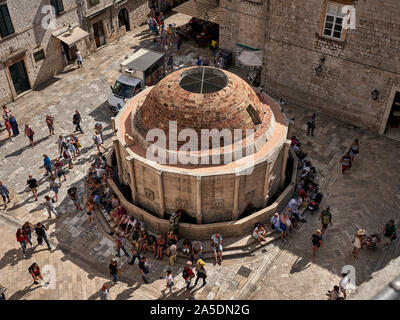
(28, 264, 36, 273)
(182, 268, 188, 279)
(322, 212, 331, 225)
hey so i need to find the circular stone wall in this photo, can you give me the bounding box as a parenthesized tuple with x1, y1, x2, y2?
(111, 67, 290, 224)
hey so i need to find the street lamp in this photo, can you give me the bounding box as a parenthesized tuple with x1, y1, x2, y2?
(371, 89, 379, 101)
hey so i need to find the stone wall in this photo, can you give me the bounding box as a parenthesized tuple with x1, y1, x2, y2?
(262, 0, 400, 133)
(107, 147, 298, 239)
(219, 0, 267, 52)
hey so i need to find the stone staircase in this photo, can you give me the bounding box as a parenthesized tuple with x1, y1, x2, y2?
(93, 203, 283, 262)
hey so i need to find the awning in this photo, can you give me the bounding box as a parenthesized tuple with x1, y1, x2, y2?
(173, 0, 220, 24)
(54, 27, 89, 46)
(237, 50, 263, 67)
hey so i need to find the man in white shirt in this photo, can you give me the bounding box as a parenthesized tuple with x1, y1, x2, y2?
(76, 50, 82, 68)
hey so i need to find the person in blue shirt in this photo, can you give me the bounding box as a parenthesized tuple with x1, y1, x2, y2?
(43, 154, 52, 176)
(0, 181, 10, 207)
(196, 56, 202, 66)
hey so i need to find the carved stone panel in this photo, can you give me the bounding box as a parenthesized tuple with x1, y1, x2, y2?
(176, 198, 187, 209)
(245, 190, 256, 201)
(144, 188, 154, 201)
(269, 174, 276, 188)
(213, 199, 224, 211)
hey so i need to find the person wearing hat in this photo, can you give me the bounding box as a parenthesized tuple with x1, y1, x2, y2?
(271, 212, 287, 243)
(311, 229, 323, 256)
(352, 229, 365, 259)
(182, 261, 195, 290)
(194, 259, 207, 287)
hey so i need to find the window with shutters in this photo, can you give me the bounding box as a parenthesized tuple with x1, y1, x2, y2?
(0, 3, 15, 38)
(33, 49, 46, 62)
(246, 104, 262, 125)
(50, 0, 64, 15)
(322, 2, 346, 40)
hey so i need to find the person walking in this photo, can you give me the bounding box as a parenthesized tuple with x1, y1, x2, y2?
(167, 55, 173, 73)
(0, 181, 10, 208)
(44, 195, 58, 218)
(76, 50, 83, 68)
(320, 207, 332, 236)
(26, 174, 39, 201)
(168, 243, 177, 266)
(49, 175, 60, 202)
(311, 229, 323, 256)
(183, 261, 195, 290)
(9, 114, 19, 136)
(115, 233, 130, 258)
(16, 228, 29, 259)
(339, 272, 350, 299)
(22, 221, 34, 248)
(54, 158, 67, 182)
(43, 154, 52, 176)
(73, 110, 83, 134)
(68, 187, 82, 211)
(45, 115, 55, 136)
(352, 229, 365, 259)
(2, 104, 11, 120)
(70, 134, 81, 156)
(56, 135, 66, 157)
(100, 283, 109, 300)
(211, 233, 224, 265)
(165, 270, 174, 293)
(382, 220, 396, 247)
(340, 152, 352, 175)
(307, 113, 316, 136)
(28, 263, 49, 286)
(24, 124, 35, 148)
(138, 256, 150, 283)
(349, 139, 359, 162)
(35, 222, 52, 251)
(93, 130, 107, 153)
(109, 258, 120, 284)
(194, 259, 207, 287)
(128, 241, 141, 265)
(85, 197, 95, 227)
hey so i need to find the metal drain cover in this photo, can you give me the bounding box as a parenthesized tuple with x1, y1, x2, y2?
(237, 266, 252, 278)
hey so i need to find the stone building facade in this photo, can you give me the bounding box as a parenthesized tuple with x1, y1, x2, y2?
(0, 0, 86, 105)
(0, 0, 149, 106)
(219, 0, 400, 134)
(83, 0, 149, 52)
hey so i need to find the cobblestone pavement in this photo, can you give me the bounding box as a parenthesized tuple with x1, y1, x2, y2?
(250, 105, 400, 300)
(1, 12, 400, 300)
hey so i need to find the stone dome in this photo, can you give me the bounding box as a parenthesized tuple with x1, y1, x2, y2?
(138, 67, 269, 143)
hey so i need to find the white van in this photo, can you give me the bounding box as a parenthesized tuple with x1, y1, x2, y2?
(107, 48, 165, 111)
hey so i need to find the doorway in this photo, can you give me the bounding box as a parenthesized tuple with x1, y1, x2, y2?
(383, 91, 400, 141)
(93, 21, 106, 48)
(118, 8, 130, 32)
(9, 60, 31, 95)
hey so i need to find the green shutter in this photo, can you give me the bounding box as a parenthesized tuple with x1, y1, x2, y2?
(0, 4, 14, 38)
